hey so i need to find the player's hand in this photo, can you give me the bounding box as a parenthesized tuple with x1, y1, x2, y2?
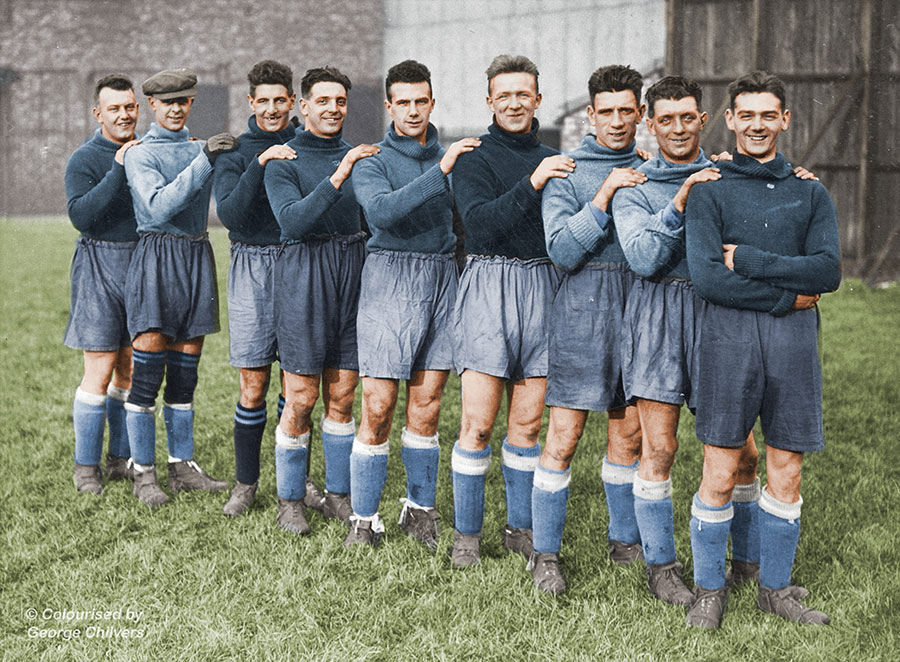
(258, 144, 296, 166)
(672, 167, 720, 212)
(709, 151, 733, 162)
(530, 155, 576, 190)
(636, 146, 653, 161)
(793, 165, 819, 181)
(591, 167, 647, 211)
(722, 243, 737, 270)
(792, 293, 820, 309)
(114, 139, 141, 165)
(440, 137, 481, 174)
(204, 133, 239, 164)
(330, 144, 380, 188)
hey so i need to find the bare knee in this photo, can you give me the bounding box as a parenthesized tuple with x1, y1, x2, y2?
(641, 437, 677, 481)
(407, 390, 442, 436)
(239, 367, 271, 409)
(608, 406, 642, 464)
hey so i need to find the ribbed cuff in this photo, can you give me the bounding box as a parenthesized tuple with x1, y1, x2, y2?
(732, 244, 770, 278)
(661, 200, 685, 231)
(770, 289, 797, 316)
(566, 205, 604, 253)
(417, 163, 450, 201)
(587, 202, 610, 230)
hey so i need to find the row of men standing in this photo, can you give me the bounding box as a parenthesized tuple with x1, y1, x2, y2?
(64, 56, 840, 629)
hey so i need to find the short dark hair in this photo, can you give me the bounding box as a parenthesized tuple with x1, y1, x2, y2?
(300, 66, 352, 99)
(248, 60, 293, 98)
(728, 70, 786, 110)
(385, 59, 432, 101)
(645, 75, 703, 117)
(93, 74, 133, 105)
(485, 54, 539, 96)
(588, 65, 643, 105)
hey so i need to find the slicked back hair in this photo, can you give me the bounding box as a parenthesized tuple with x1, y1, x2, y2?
(93, 74, 133, 105)
(728, 70, 787, 110)
(588, 65, 643, 106)
(301, 67, 352, 99)
(248, 60, 294, 98)
(385, 59, 432, 101)
(485, 54, 539, 96)
(646, 75, 703, 117)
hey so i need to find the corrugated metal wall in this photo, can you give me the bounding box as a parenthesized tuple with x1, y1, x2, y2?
(667, 0, 899, 282)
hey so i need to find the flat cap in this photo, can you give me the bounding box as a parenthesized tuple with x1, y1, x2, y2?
(142, 68, 198, 100)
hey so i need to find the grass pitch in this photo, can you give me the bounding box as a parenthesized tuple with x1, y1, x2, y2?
(1, 217, 898, 661)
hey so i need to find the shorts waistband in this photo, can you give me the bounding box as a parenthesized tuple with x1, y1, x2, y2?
(368, 248, 455, 263)
(230, 241, 281, 255)
(466, 254, 552, 267)
(579, 261, 631, 273)
(78, 236, 138, 249)
(140, 231, 209, 242)
(639, 274, 691, 285)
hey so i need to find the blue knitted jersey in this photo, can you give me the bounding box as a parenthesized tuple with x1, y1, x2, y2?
(264, 128, 363, 242)
(542, 135, 642, 271)
(124, 122, 213, 235)
(452, 119, 557, 260)
(65, 128, 139, 242)
(352, 123, 454, 254)
(686, 153, 841, 315)
(213, 116, 296, 245)
(613, 149, 713, 280)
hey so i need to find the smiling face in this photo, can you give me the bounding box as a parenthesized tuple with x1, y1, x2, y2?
(725, 91, 790, 162)
(249, 83, 295, 133)
(646, 96, 707, 164)
(386, 81, 434, 144)
(149, 95, 193, 132)
(486, 71, 541, 134)
(587, 90, 644, 151)
(300, 81, 348, 138)
(94, 87, 139, 144)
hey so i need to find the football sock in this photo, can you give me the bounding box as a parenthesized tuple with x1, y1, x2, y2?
(531, 462, 570, 554)
(758, 486, 802, 590)
(349, 437, 389, 517)
(633, 475, 676, 565)
(73, 387, 106, 466)
(690, 493, 733, 590)
(277, 393, 285, 420)
(163, 402, 194, 461)
(125, 402, 156, 466)
(162, 350, 200, 404)
(501, 438, 540, 530)
(731, 477, 761, 563)
(274, 426, 308, 500)
(126, 349, 166, 466)
(234, 402, 266, 485)
(321, 416, 355, 495)
(451, 441, 491, 536)
(105, 384, 130, 458)
(602, 456, 641, 545)
(400, 427, 440, 508)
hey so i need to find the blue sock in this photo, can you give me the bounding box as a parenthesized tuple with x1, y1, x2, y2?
(532, 462, 570, 554)
(322, 416, 355, 495)
(274, 426, 308, 500)
(601, 456, 641, 545)
(277, 394, 286, 421)
(125, 403, 156, 466)
(162, 350, 200, 404)
(501, 438, 541, 530)
(234, 402, 266, 485)
(401, 427, 440, 508)
(451, 441, 491, 535)
(129, 349, 165, 408)
(163, 403, 194, 461)
(731, 478, 761, 563)
(73, 388, 106, 466)
(633, 475, 677, 565)
(690, 493, 733, 590)
(349, 437, 389, 517)
(105, 385, 130, 458)
(758, 487, 802, 590)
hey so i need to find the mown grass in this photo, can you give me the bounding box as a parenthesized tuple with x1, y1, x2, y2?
(1, 217, 898, 661)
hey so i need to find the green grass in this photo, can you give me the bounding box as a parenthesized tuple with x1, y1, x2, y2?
(1, 217, 898, 661)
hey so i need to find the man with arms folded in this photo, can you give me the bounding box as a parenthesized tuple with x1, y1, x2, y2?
(347, 60, 480, 548)
(64, 74, 140, 494)
(449, 55, 572, 567)
(531, 65, 652, 595)
(684, 71, 839, 628)
(214, 60, 327, 516)
(264, 67, 378, 535)
(123, 68, 237, 506)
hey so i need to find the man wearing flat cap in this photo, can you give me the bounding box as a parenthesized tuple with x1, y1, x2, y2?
(123, 67, 237, 506)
